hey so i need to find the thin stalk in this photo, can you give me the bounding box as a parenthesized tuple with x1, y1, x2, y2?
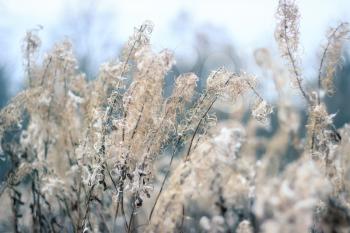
(281, 1, 310, 105)
(80, 184, 95, 231)
(148, 137, 181, 221)
(105, 164, 128, 231)
(317, 23, 345, 104)
(127, 203, 136, 233)
(185, 98, 216, 161)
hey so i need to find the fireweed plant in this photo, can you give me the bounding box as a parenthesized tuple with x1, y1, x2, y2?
(0, 0, 350, 232)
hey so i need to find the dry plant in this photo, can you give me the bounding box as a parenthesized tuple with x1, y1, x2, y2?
(0, 1, 350, 232)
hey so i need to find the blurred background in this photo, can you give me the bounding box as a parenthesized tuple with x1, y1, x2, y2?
(1, 0, 350, 126)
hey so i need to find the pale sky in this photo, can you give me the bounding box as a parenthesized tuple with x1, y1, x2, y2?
(1, 0, 350, 94)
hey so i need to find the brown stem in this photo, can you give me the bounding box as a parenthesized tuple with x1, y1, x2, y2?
(127, 202, 136, 233)
(80, 184, 95, 232)
(148, 137, 181, 221)
(317, 23, 346, 104)
(185, 98, 217, 161)
(281, 1, 310, 105)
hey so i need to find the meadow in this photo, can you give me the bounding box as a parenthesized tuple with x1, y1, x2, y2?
(0, 0, 350, 232)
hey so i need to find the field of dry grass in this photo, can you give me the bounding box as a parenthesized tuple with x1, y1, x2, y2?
(0, 0, 350, 232)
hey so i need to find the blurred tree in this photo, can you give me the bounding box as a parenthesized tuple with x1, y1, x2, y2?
(0, 66, 9, 109)
(0, 65, 10, 182)
(52, 0, 120, 79)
